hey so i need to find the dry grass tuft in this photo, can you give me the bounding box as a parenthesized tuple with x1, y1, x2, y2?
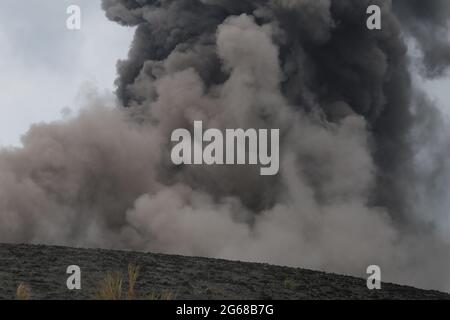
(94, 263, 176, 300)
(147, 289, 176, 300)
(283, 279, 297, 290)
(95, 272, 123, 300)
(127, 264, 140, 300)
(16, 283, 31, 300)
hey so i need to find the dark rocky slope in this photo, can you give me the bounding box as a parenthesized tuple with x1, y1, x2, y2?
(0, 243, 448, 300)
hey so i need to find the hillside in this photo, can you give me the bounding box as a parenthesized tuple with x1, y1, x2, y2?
(0, 243, 448, 300)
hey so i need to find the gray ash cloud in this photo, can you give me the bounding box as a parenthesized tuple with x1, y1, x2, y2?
(0, 0, 450, 291)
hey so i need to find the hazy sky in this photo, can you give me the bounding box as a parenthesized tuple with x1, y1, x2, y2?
(0, 0, 134, 147)
(0, 1, 449, 147)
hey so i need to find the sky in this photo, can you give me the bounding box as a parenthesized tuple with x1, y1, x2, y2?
(0, 0, 134, 147)
(0, 1, 449, 147)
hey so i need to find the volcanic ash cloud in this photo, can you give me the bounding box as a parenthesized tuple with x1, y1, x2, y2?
(1, 0, 450, 291)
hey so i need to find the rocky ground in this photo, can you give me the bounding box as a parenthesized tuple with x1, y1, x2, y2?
(0, 243, 448, 300)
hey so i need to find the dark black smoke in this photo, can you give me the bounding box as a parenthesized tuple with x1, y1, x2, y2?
(98, 0, 450, 288)
(102, 0, 450, 222)
(394, 0, 450, 77)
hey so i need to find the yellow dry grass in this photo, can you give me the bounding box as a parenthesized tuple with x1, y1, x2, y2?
(95, 272, 123, 300)
(94, 263, 175, 300)
(16, 283, 31, 300)
(126, 263, 140, 300)
(147, 289, 176, 300)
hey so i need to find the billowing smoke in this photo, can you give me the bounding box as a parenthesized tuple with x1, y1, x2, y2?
(1, 0, 450, 291)
(394, 0, 450, 77)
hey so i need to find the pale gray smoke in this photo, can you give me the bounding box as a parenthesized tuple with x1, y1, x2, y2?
(1, 0, 450, 291)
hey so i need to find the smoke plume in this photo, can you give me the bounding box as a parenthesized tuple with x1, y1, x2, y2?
(1, 0, 450, 290)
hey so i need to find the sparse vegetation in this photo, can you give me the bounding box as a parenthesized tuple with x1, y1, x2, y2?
(283, 279, 297, 290)
(147, 289, 176, 300)
(95, 272, 123, 300)
(94, 263, 175, 300)
(127, 263, 140, 300)
(16, 283, 31, 300)
(4, 244, 449, 300)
